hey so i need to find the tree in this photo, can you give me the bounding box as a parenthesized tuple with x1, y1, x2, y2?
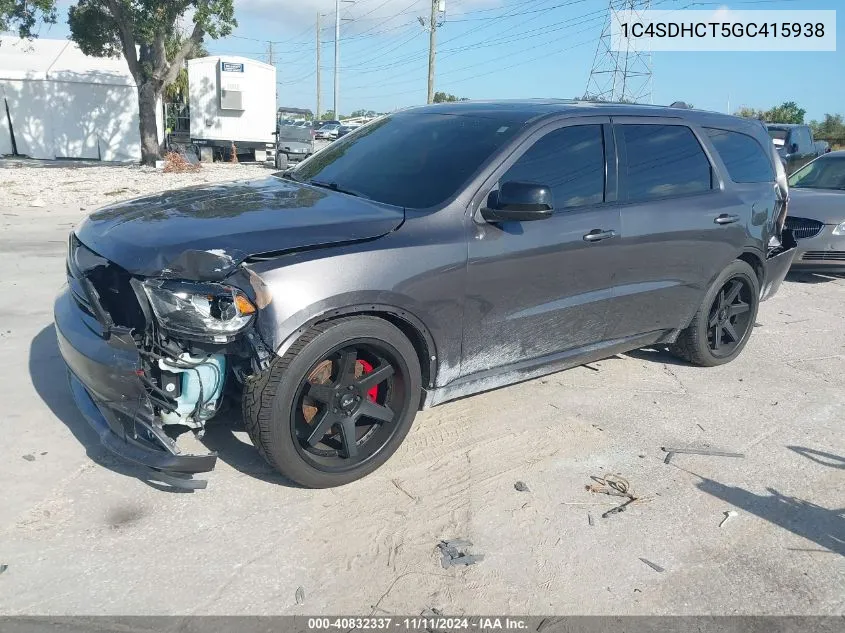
(764, 101, 805, 124)
(809, 113, 845, 143)
(68, 1, 236, 165)
(0, 0, 55, 38)
(349, 109, 377, 118)
(433, 91, 468, 103)
(321, 111, 339, 121)
(735, 107, 766, 120)
(164, 34, 208, 104)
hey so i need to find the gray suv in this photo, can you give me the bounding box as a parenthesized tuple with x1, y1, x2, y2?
(55, 101, 797, 489)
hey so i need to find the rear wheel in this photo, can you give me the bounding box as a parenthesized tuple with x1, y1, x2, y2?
(243, 316, 421, 488)
(669, 260, 760, 367)
(275, 152, 288, 170)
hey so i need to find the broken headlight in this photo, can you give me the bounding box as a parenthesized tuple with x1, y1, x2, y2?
(143, 280, 256, 339)
(833, 221, 845, 236)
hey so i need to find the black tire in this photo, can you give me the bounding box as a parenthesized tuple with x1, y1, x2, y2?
(242, 316, 422, 488)
(669, 259, 760, 367)
(275, 152, 288, 170)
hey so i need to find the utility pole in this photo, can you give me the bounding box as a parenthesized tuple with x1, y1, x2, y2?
(420, 1, 444, 104)
(334, 0, 340, 119)
(266, 41, 274, 67)
(316, 10, 322, 120)
(427, 0, 437, 103)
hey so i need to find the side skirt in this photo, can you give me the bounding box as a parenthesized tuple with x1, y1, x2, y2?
(421, 330, 672, 409)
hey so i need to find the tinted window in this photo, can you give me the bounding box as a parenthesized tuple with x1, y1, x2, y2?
(500, 125, 605, 209)
(788, 156, 845, 190)
(796, 127, 813, 151)
(705, 128, 774, 183)
(291, 112, 525, 208)
(619, 124, 712, 202)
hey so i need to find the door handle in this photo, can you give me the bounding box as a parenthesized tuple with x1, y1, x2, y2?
(715, 214, 740, 225)
(583, 229, 617, 242)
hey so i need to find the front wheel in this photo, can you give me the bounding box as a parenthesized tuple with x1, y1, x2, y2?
(669, 260, 760, 367)
(243, 316, 422, 488)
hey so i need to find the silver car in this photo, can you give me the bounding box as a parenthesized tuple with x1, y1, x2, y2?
(785, 150, 845, 272)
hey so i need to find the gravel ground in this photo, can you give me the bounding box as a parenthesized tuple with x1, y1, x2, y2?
(0, 165, 843, 616)
(0, 160, 275, 209)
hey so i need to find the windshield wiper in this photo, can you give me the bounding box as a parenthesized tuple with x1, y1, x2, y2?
(307, 180, 369, 199)
(281, 171, 301, 182)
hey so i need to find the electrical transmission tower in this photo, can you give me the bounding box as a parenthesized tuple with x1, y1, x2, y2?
(584, 0, 653, 103)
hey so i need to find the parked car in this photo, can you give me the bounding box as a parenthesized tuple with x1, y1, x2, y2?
(784, 150, 845, 271)
(337, 124, 358, 138)
(814, 140, 832, 155)
(315, 123, 341, 140)
(767, 123, 823, 175)
(55, 101, 796, 489)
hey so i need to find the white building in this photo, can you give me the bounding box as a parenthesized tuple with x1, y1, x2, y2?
(0, 36, 163, 161)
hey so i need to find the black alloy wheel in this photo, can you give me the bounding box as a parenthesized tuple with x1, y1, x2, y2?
(292, 341, 411, 472)
(707, 276, 754, 357)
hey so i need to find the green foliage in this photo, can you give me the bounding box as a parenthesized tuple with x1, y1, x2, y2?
(349, 109, 378, 118)
(164, 35, 208, 103)
(320, 111, 338, 120)
(765, 101, 805, 124)
(433, 92, 468, 103)
(0, 0, 56, 38)
(809, 113, 845, 142)
(736, 101, 806, 124)
(735, 107, 766, 120)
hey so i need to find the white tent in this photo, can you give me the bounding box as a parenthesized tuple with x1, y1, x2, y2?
(0, 36, 163, 161)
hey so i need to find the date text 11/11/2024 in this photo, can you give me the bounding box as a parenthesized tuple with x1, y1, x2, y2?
(307, 617, 529, 630)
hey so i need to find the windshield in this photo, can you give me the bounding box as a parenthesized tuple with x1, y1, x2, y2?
(290, 111, 526, 208)
(768, 128, 787, 147)
(788, 156, 845, 189)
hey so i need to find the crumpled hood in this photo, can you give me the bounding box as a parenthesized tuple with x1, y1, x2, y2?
(75, 176, 404, 279)
(788, 188, 845, 225)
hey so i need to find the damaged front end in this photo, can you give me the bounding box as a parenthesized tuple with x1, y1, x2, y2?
(54, 235, 272, 489)
(760, 147, 799, 301)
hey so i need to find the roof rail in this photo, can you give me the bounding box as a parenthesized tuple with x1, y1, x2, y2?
(670, 101, 690, 109)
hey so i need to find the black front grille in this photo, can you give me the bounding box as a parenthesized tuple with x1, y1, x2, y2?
(784, 216, 824, 240)
(802, 251, 845, 261)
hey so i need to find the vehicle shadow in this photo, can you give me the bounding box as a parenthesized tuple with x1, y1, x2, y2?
(787, 446, 845, 470)
(696, 477, 844, 557)
(625, 346, 690, 367)
(199, 406, 303, 488)
(786, 271, 845, 284)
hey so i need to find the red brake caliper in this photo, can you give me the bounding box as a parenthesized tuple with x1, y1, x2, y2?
(356, 359, 379, 402)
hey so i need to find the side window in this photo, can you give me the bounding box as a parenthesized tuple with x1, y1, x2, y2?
(500, 124, 605, 210)
(799, 127, 813, 151)
(704, 127, 774, 183)
(618, 124, 712, 202)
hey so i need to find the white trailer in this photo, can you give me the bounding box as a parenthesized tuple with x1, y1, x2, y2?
(187, 56, 276, 162)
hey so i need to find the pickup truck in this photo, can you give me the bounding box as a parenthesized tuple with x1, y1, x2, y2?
(766, 123, 823, 175)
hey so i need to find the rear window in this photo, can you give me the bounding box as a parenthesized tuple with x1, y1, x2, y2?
(768, 128, 787, 147)
(292, 112, 525, 208)
(618, 124, 712, 202)
(705, 128, 774, 183)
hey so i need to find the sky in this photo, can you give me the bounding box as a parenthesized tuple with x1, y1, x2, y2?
(37, 0, 845, 121)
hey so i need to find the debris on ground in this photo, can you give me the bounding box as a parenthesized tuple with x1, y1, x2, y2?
(661, 446, 745, 465)
(639, 558, 665, 573)
(587, 513, 594, 526)
(437, 539, 484, 568)
(719, 510, 739, 528)
(585, 475, 645, 519)
(0, 564, 7, 575)
(514, 481, 530, 492)
(163, 151, 201, 174)
(22, 454, 34, 462)
(295, 586, 305, 605)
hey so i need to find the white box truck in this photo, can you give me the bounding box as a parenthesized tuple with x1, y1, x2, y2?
(187, 56, 276, 162)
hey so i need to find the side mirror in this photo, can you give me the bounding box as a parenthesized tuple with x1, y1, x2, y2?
(789, 142, 799, 154)
(481, 181, 554, 222)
